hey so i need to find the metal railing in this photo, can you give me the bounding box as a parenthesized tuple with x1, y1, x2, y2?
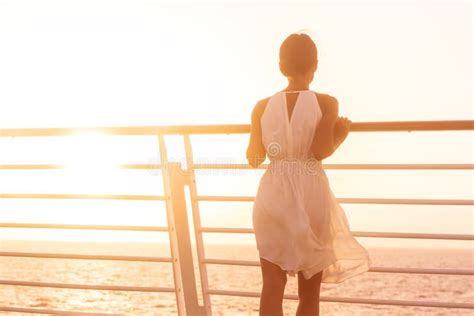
(0, 119, 473, 315)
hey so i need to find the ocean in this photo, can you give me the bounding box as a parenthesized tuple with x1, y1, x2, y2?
(0, 240, 472, 315)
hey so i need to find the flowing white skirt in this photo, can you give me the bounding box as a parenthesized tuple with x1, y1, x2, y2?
(252, 159, 371, 282)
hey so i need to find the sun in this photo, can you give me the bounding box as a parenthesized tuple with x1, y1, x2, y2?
(61, 131, 121, 172)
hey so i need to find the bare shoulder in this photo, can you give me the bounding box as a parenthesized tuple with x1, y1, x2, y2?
(313, 92, 338, 114)
(251, 96, 271, 120)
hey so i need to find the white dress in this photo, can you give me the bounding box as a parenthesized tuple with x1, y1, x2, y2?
(252, 90, 371, 282)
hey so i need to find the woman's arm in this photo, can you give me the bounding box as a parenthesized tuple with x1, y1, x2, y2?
(333, 116, 351, 150)
(311, 94, 339, 160)
(315, 116, 352, 160)
(246, 100, 267, 168)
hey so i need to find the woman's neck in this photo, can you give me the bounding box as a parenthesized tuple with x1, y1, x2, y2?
(284, 81, 310, 91)
(283, 86, 310, 92)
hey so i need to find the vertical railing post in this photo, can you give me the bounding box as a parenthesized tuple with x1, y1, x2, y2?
(183, 134, 213, 316)
(159, 135, 206, 316)
(159, 135, 186, 315)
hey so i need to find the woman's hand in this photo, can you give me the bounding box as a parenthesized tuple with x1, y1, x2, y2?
(334, 116, 352, 144)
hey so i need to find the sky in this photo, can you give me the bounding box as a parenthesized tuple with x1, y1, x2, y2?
(0, 0, 472, 249)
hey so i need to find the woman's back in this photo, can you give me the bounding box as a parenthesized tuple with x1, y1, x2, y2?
(260, 90, 321, 162)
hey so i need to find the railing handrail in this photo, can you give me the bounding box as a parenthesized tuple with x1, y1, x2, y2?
(0, 119, 473, 137)
(0, 163, 473, 170)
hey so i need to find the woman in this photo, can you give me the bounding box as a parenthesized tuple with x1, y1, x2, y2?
(246, 33, 371, 316)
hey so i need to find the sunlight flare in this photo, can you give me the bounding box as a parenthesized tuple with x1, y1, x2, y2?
(61, 132, 121, 172)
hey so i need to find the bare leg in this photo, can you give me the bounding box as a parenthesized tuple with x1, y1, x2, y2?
(296, 270, 322, 316)
(259, 257, 287, 316)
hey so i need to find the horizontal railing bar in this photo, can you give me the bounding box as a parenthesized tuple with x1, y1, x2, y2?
(200, 227, 253, 233)
(203, 258, 474, 275)
(0, 306, 124, 315)
(198, 196, 254, 202)
(1, 163, 472, 170)
(204, 258, 260, 266)
(197, 196, 474, 205)
(199, 227, 474, 240)
(365, 266, 474, 275)
(0, 164, 64, 170)
(0, 279, 175, 293)
(0, 120, 473, 137)
(207, 289, 474, 309)
(0, 193, 165, 200)
(353, 231, 474, 240)
(0, 125, 250, 136)
(0, 164, 163, 170)
(2, 195, 471, 206)
(191, 163, 474, 170)
(351, 120, 474, 132)
(0, 223, 169, 232)
(0, 251, 172, 262)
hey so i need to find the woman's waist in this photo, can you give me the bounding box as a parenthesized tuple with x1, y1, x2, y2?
(267, 157, 323, 175)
